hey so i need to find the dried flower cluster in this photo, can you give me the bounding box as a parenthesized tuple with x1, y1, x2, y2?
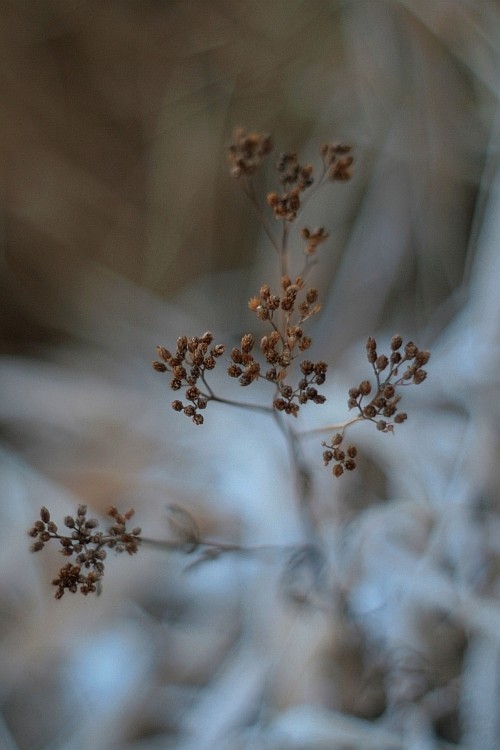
(266, 141, 352, 221)
(28, 505, 141, 598)
(320, 141, 354, 182)
(153, 129, 430, 478)
(322, 335, 430, 476)
(152, 332, 226, 424)
(301, 226, 329, 256)
(227, 128, 273, 178)
(29, 127, 431, 602)
(227, 276, 326, 415)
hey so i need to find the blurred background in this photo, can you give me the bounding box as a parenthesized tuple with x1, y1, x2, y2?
(1, 1, 500, 748)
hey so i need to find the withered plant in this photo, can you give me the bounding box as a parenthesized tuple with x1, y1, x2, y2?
(29, 128, 430, 598)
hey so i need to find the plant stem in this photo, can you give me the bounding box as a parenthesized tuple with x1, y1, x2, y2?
(243, 178, 280, 254)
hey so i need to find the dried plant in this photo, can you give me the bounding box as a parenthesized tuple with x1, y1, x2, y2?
(28, 504, 141, 598)
(29, 128, 430, 597)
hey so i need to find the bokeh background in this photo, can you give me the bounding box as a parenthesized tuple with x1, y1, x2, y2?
(1, 1, 500, 749)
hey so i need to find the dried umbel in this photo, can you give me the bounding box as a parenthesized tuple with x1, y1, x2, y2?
(152, 332, 226, 425)
(154, 129, 430, 477)
(28, 504, 141, 598)
(322, 335, 430, 476)
(30, 127, 431, 602)
(227, 128, 273, 178)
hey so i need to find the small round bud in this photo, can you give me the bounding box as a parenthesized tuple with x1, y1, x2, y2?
(241, 334, 254, 353)
(375, 355, 389, 371)
(416, 350, 430, 366)
(156, 346, 171, 362)
(152, 361, 168, 372)
(359, 380, 372, 396)
(413, 369, 427, 384)
(300, 360, 314, 375)
(391, 335, 403, 351)
(40, 507, 51, 523)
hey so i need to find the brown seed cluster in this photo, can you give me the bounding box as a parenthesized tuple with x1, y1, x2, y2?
(227, 277, 327, 416)
(152, 333, 225, 425)
(350, 336, 430, 428)
(323, 335, 430, 477)
(228, 333, 261, 386)
(277, 152, 314, 189)
(301, 227, 329, 256)
(228, 128, 273, 178)
(266, 151, 316, 221)
(320, 142, 353, 182)
(28, 505, 141, 598)
(322, 435, 358, 477)
(274, 359, 327, 417)
(247, 277, 321, 323)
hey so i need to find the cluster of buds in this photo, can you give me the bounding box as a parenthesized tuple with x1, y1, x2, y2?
(267, 151, 316, 222)
(301, 226, 329, 256)
(228, 277, 327, 416)
(267, 187, 301, 222)
(152, 332, 225, 425)
(28, 505, 141, 598)
(228, 334, 261, 386)
(323, 335, 430, 477)
(323, 435, 358, 478)
(265, 153, 313, 222)
(276, 152, 314, 189)
(248, 277, 321, 324)
(228, 128, 273, 178)
(274, 360, 327, 416)
(320, 142, 353, 182)
(349, 335, 430, 430)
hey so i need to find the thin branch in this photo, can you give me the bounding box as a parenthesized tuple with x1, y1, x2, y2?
(242, 178, 280, 254)
(299, 415, 364, 438)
